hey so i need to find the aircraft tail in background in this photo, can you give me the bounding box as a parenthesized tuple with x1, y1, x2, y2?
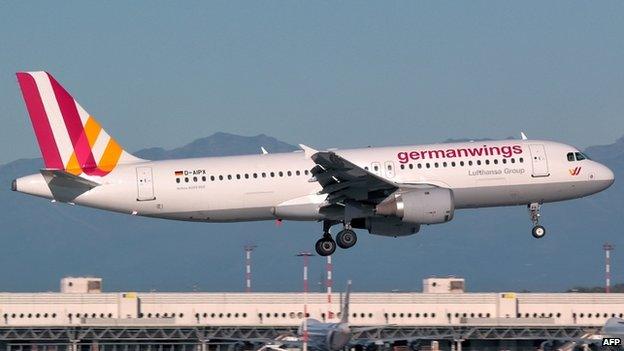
(340, 280, 352, 324)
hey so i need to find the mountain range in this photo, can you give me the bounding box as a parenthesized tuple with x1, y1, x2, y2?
(0, 133, 622, 293)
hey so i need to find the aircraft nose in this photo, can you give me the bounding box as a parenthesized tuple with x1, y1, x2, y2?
(597, 163, 615, 188)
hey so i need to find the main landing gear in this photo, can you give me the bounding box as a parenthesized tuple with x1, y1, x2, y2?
(528, 202, 546, 239)
(315, 220, 359, 256)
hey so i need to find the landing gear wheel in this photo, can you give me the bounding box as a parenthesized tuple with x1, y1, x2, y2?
(532, 225, 546, 239)
(315, 237, 336, 256)
(336, 229, 358, 249)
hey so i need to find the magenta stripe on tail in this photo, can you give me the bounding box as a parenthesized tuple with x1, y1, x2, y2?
(47, 73, 98, 170)
(16, 73, 64, 169)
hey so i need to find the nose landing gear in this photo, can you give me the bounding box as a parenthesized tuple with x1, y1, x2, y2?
(528, 203, 546, 239)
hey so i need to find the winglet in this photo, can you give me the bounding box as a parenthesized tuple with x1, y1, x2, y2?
(260, 147, 268, 155)
(520, 132, 528, 140)
(298, 144, 318, 158)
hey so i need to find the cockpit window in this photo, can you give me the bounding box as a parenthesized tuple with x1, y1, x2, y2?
(567, 152, 575, 162)
(575, 152, 589, 161)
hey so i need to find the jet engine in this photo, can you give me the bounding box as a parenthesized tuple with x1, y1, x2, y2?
(375, 188, 455, 224)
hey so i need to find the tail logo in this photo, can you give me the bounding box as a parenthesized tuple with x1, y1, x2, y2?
(569, 167, 582, 176)
(16, 71, 137, 176)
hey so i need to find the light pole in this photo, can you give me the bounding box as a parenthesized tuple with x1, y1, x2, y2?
(244, 245, 257, 292)
(297, 251, 314, 351)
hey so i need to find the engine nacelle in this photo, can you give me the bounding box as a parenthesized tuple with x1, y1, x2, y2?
(375, 188, 455, 224)
(361, 217, 420, 237)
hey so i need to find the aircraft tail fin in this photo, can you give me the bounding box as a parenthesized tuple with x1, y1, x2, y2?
(340, 280, 352, 324)
(16, 71, 143, 176)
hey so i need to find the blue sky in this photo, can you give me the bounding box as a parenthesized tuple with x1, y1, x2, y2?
(1, 2, 623, 164)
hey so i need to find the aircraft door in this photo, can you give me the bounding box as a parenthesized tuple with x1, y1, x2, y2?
(384, 161, 395, 178)
(370, 162, 382, 176)
(528, 144, 550, 177)
(136, 166, 156, 201)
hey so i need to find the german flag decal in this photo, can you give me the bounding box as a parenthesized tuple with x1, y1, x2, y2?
(174, 171, 183, 176)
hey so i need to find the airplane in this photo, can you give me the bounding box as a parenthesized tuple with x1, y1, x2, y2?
(542, 317, 624, 350)
(259, 281, 391, 351)
(11, 71, 615, 256)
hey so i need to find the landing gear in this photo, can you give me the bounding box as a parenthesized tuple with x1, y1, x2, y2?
(532, 225, 546, 239)
(528, 202, 546, 239)
(315, 234, 336, 256)
(314, 220, 358, 255)
(336, 229, 357, 249)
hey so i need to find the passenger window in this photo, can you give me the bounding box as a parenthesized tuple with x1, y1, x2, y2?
(510, 158, 515, 164)
(202, 176, 206, 181)
(451, 162, 456, 167)
(364, 167, 369, 170)
(502, 159, 507, 164)
(253, 173, 258, 178)
(493, 159, 498, 164)
(409, 164, 414, 169)
(567, 152, 575, 161)
(245, 174, 249, 179)
(176, 178, 180, 183)
(210, 176, 215, 181)
(227, 175, 232, 180)
(279, 171, 284, 177)
(434, 162, 439, 168)
(193, 176, 197, 182)
(400, 165, 405, 170)
(304, 170, 309, 175)
(219, 175, 223, 180)
(296, 170, 300, 176)
(519, 157, 523, 163)
(460, 161, 464, 166)
(476, 160, 481, 165)
(426, 163, 430, 169)
(270, 172, 275, 177)
(418, 164, 422, 169)
(468, 161, 473, 166)
(443, 162, 447, 167)
(374, 165, 379, 171)
(262, 172, 267, 178)
(485, 160, 490, 165)
(287, 171, 292, 176)
(236, 174, 241, 180)
(185, 177, 189, 183)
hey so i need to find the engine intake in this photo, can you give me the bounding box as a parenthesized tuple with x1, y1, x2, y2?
(375, 188, 454, 224)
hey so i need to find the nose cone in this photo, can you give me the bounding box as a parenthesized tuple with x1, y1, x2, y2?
(594, 163, 615, 191)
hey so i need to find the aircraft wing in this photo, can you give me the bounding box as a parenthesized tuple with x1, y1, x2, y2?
(309, 150, 398, 206)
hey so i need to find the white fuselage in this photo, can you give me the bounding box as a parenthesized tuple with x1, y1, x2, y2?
(14, 139, 614, 224)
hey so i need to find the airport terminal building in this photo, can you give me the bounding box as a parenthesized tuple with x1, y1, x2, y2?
(0, 277, 620, 351)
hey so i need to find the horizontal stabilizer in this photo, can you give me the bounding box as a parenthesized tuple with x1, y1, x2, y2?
(41, 169, 100, 189)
